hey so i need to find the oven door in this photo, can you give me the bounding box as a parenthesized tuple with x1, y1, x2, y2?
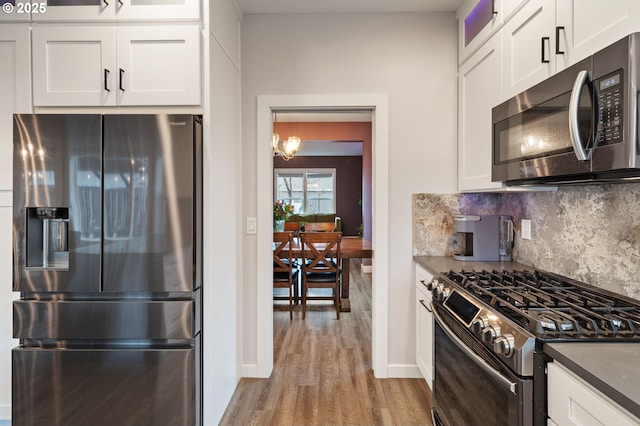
(432, 304, 533, 426)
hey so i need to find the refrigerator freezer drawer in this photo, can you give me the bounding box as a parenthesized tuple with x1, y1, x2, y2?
(13, 299, 197, 340)
(13, 345, 200, 426)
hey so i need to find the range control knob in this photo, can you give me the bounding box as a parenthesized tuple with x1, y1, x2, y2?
(482, 325, 501, 344)
(471, 316, 489, 334)
(427, 277, 439, 291)
(494, 334, 516, 358)
(433, 282, 444, 301)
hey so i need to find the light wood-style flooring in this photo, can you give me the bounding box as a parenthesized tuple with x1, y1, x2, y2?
(219, 259, 433, 425)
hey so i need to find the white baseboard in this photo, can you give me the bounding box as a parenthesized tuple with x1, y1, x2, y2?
(387, 363, 423, 378)
(0, 403, 10, 421)
(238, 362, 259, 378)
(361, 264, 372, 274)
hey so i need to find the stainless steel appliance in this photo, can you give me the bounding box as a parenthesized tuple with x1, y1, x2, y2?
(11, 114, 203, 425)
(453, 215, 513, 262)
(429, 269, 640, 426)
(492, 32, 640, 185)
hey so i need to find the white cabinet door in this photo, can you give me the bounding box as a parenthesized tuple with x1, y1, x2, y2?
(32, 26, 117, 106)
(458, 32, 504, 192)
(502, 0, 556, 100)
(33, 25, 201, 107)
(556, 0, 640, 71)
(32, 0, 116, 22)
(547, 362, 640, 426)
(415, 264, 433, 389)
(32, 0, 199, 22)
(458, 0, 529, 65)
(0, 25, 31, 189)
(116, 26, 200, 106)
(115, 0, 200, 21)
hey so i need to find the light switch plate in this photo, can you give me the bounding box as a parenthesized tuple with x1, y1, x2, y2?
(521, 219, 531, 240)
(246, 217, 257, 234)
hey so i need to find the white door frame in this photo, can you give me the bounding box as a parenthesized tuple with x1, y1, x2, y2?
(255, 93, 389, 377)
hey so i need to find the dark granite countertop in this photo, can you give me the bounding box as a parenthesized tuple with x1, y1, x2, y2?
(414, 255, 640, 421)
(544, 342, 640, 420)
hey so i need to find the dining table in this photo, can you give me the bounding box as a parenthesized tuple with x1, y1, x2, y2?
(277, 235, 373, 312)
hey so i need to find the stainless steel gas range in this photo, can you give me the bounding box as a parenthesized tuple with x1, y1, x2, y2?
(429, 268, 640, 426)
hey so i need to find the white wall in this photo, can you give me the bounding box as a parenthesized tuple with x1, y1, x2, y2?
(241, 13, 457, 375)
(203, 0, 243, 423)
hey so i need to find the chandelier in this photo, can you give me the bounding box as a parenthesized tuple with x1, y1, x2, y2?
(272, 113, 301, 161)
(272, 133, 301, 161)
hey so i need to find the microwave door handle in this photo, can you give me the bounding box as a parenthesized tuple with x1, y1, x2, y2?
(432, 305, 517, 395)
(569, 70, 593, 161)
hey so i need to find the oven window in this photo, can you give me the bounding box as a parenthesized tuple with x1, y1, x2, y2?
(433, 319, 532, 426)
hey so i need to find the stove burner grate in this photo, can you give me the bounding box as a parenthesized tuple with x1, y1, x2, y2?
(447, 269, 640, 339)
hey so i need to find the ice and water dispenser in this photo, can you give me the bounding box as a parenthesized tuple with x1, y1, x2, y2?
(26, 207, 69, 270)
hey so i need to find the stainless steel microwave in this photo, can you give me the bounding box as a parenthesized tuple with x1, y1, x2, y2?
(492, 32, 640, 185)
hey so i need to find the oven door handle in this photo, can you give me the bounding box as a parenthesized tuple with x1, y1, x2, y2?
(433, 306, 517, 395)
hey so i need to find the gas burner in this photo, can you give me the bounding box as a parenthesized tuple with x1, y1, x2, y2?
(446, 268, 640, 340)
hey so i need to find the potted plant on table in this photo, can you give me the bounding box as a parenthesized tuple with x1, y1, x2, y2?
(273, 200, 294, 231)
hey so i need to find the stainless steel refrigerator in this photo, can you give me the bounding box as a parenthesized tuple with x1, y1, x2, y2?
(11, 114, 202, 425)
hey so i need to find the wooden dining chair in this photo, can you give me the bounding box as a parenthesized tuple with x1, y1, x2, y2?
(284, 221, 301, 238)
(300, 231, 342, 320)
(273, 231, 299, 320)
(304, 222, 335, 232)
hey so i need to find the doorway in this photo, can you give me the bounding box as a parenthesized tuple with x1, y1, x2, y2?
(255, 94, 389, 378)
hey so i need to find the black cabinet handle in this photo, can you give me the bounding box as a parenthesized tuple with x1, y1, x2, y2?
(103, 0, 108, 5)
(492, 0, 497, 15)
(119, 68, 125, 92)
(104, 69, 110, 92)
(556, 26, 565, 54)
(541, 37, 550, 63)
(419, 300, 432, 313)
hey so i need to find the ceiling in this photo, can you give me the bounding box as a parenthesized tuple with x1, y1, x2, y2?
(237, 0, 464, 14)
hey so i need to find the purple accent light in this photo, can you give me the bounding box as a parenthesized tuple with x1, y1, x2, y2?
(464, 0, 495, 47)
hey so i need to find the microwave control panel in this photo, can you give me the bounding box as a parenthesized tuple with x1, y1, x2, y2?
(597, 70, 623, 146)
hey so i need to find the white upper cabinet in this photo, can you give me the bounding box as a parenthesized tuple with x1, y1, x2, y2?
(31, 0, 200, 22)
(116, 26, 200, 106)
(33, 25, 201, 107)
(502, 0, 640, 100)
(501, 0, 555, 101)
(556, 0, 640, 71)
(33, 26, 116, 106)
(0, 25, 31, 190)
(458, 0, 528, 64)
(458, 32, 504, 192)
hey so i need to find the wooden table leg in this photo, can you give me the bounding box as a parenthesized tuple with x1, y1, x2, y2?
(340, 259, 351, 312)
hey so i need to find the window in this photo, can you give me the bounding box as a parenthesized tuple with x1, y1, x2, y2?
(274, 168, 336, 214)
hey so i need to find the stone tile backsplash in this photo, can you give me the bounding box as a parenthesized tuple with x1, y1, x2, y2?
(413, 184, 640, 300)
